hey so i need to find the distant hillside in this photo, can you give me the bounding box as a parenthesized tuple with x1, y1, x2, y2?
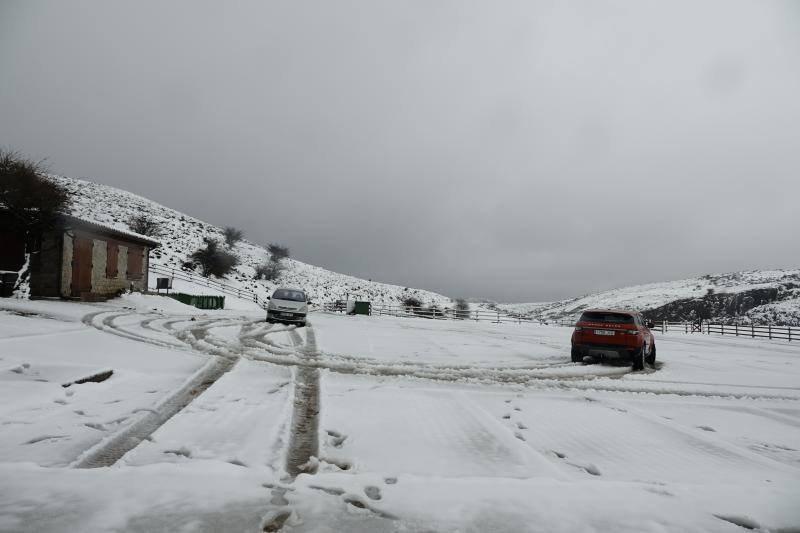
(51, 175, 453, 307)
(499, 270, 800, 326)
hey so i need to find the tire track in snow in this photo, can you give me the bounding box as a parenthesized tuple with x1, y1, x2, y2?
(284, 326, 321, 477)
(72, 311, 255, 468)
(72, 352, 238, 468)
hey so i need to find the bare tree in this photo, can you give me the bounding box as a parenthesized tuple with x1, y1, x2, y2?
(255, 260, 284, 281)
(189, 238, 239, 277)
(0, 149, 70, 235)
(223, 226, 244, 247)
(402, 296, 422, 309)
(454, 298, 471, 319)
(267, 243, 290, 261)
(127, 214, 162, 237)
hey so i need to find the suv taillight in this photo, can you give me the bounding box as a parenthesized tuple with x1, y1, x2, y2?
(574, 326, 583, 331)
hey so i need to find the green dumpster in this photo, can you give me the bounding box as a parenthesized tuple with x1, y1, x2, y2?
(166, 293, 225, 310)
(353, 301, 371, 316)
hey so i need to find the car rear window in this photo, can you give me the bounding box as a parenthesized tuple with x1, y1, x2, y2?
(579, 311, 634, 324)
(272, 289, 306, 302)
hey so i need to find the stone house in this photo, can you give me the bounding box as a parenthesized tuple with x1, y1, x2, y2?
(0, 212, 159, 299)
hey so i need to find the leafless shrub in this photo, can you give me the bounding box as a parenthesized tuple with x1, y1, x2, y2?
(0, 149, 70, 234)
(267, 243, 290, 262)
(223, 226, 244, 247)
(127, 214, 162, 237)
(454, 298, 471, 319)
(190, 238, 239, 277)
(255, 260, 284, 281)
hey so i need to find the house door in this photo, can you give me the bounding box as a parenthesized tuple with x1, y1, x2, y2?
(71, 237, 93, 296)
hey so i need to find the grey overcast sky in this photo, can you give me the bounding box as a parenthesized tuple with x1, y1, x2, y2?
(1, 1, 799, 302)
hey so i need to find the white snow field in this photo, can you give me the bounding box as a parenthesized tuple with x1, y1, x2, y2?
(1, 300, 799, 533)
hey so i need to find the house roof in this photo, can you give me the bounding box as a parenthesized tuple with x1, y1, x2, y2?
(58, 214, 161, 247)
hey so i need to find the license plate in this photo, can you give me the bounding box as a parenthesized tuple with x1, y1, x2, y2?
(594, 329, 615, 336)
(280, 312, 293, 317)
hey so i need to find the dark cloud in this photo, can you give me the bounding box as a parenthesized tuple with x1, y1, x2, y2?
(2, 0, 799, 302)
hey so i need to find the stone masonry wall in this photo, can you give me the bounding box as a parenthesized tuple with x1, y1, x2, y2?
(90, 240, 148, 295)
(60, 233, 73, 298)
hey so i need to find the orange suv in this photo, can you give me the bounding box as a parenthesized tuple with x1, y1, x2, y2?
(570, 309, 656, 370)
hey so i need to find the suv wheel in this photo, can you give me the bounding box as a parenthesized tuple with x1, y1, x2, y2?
(571, 346, 583, 363)
(646, 344, 656, 365)
(632, 345, 645, 371)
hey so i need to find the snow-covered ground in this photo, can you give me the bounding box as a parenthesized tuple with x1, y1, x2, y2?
(1, 299, 799, 532)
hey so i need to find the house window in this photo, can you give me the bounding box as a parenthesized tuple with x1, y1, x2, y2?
(127, 245, 143, 279)
(106, 242, 119, 278)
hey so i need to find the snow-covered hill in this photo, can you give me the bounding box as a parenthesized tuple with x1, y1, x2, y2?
(51, 175, 453, 307)
(499, 270, 800, 325)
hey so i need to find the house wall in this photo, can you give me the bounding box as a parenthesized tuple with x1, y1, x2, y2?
(60, 231, 150, 298)
(60, 233, 73, 297)
(28, 231, 62, 297)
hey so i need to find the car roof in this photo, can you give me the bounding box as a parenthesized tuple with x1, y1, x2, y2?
(274, 287, 305, 293)
(581, 308, 638, 316)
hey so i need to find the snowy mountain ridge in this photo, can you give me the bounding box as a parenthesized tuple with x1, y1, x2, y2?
(50, 175, 453, 307)
(499, 269, 800, 326)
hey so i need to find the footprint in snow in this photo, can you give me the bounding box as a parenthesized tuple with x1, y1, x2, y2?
(501, 413, 511, 420)
(25, 435, 68, 445)
(697, 425, 716, 432)
(309, 485, 345, 496)
(516, 422, 528, 430)
(364, 486, 382, 500)
(164, 447, 192, 458)
(571, 462, 602, 476)
(514, 432, 526, 442)
(384, 477, 398, 485)
(325, 429, 348, 448)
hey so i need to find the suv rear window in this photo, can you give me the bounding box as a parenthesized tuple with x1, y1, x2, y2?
(579, 311, 634, 324)
(273, 289, 306, 302)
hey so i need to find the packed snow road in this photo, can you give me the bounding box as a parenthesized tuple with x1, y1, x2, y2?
(1, 297, 799, 532)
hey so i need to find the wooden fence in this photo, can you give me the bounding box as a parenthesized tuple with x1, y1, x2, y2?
(149, 263, 269, 309)
(323, 302, 575, 327)
(323, 302, 797, 343)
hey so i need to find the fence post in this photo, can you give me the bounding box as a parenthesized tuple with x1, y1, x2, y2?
(751, 324, 754, 338)
(769, 325, 772, 340)
(496, 310, 500, 324)
(721, 323, 724, 336)
(735, 324, 739, 337)
(789, 327, 792, 342)
(661, 321, 665, 334)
